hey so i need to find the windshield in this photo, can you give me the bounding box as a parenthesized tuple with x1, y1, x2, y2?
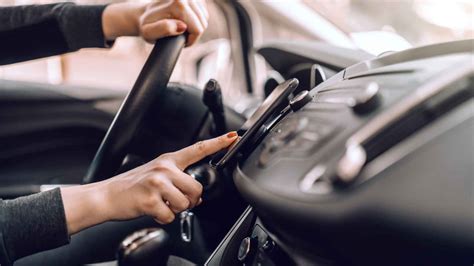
(253, 0, 473, 54)
(309, 0, 473, 53)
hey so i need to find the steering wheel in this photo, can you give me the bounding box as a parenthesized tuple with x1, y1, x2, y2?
(83, 35, 186, 184)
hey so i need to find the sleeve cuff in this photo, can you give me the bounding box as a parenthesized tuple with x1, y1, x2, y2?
(1, 188, 70, 262)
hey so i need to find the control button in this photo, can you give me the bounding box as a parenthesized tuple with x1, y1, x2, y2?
(238, 237, 258, 263)
(335, 143, 367, 184)
(351, 82, 380, 114)
(290, 90, 313, 112)
(299, 165, 327, 193)
(262, 239, 275, 252)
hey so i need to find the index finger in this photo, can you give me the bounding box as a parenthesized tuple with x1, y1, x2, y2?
(172, 132, 238, 170)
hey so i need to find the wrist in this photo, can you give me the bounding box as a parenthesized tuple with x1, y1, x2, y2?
(99, 179, 121, 221)
(92, 180, 116, 222)
(61, 181, 112, 234)
(102, 3, 147, 40)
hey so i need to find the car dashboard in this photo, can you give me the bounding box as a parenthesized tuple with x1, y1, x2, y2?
(206, 40, 474, 265)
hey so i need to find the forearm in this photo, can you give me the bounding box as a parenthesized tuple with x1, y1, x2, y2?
(0, 3, 109, 65)
(61, 181, 113, 235)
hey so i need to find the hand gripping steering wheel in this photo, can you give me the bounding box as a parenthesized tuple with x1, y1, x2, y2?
(83, 35, 186, 184)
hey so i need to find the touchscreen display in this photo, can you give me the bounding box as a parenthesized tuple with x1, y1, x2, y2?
(211, 78, 299, 168)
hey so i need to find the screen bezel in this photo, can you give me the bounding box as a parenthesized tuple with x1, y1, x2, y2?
(212, 78, 299, 168)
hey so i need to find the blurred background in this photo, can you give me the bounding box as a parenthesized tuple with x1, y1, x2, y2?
(0, 0, 472, 109)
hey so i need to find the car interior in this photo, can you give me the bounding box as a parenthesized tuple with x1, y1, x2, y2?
(0, 1, 472, 266)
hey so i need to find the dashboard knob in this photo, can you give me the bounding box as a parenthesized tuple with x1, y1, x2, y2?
(237, 236, 258, 263)
(289, 90, 312, 112)
(351, 82, 380, 113)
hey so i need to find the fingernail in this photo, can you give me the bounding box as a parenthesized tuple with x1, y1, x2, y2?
(197, 198, 203, 205)
(176, 21, 187, 33)
(227, 131, 238, 138)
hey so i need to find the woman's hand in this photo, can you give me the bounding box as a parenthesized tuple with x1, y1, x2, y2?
(61, 132, 238, 235)
(102, 0, 209, 46)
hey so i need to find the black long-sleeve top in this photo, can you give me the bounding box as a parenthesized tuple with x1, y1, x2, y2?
(0, 3, 109, 66)
(0, 3, 110, 265)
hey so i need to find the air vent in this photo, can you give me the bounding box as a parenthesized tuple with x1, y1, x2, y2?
(364, 75, 473, 163)
(334, 63, 473, 185)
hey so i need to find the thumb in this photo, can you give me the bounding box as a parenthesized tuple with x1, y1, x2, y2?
(172, 132, 238, 170)
(141, 19, 187, 43)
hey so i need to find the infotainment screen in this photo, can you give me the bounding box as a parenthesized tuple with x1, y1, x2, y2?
(210, 78, 299, 168)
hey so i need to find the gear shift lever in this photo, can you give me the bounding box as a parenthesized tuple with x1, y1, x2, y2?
(117, 228, 170, 266)
(202, 79, 227, 136)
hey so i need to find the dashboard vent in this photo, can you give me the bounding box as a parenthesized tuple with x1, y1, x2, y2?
(364, 75, 473, 163)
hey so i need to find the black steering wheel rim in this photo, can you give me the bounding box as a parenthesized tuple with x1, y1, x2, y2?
(83, 35, 187, 184)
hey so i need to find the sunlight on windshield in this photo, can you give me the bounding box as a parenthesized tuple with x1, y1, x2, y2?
(303, 0, 473, 48)
(414, 0, 473, 31)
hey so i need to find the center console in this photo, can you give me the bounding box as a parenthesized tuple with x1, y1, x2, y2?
(205, 40, 474, 265)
